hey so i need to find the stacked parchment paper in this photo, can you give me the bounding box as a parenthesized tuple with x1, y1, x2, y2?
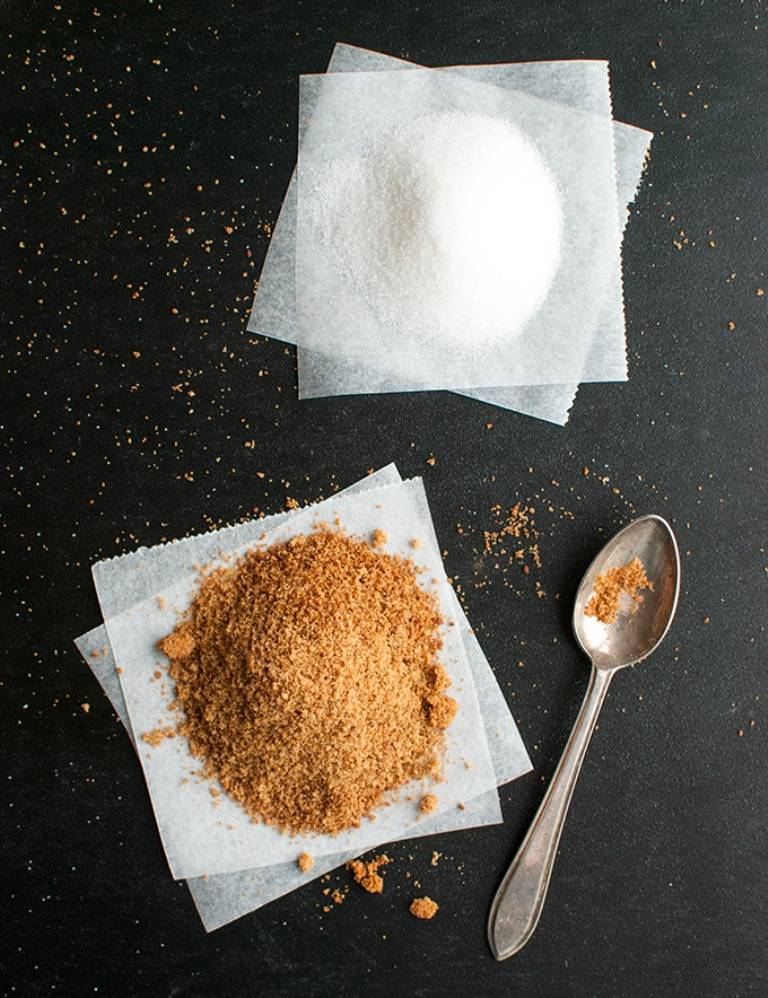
(75, 466, 531, 931)
(248, 43, 653, 425)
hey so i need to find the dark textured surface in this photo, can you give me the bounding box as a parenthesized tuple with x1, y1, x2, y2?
(2, 1, 766, 995)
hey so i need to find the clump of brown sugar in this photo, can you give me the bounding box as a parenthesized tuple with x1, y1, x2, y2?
(409, 896, 439, 919)
(297, 852, 315, 873)
(159, 626, 195, 661)
(141, 726, 176, 748)
(348, 854, 390, 893)
(427, 692, 458, 728)
(158, 529, 456, 836)
(419, 793, 438, 815)
(585, 557, 653, 624)
(371, 528, 388, 548)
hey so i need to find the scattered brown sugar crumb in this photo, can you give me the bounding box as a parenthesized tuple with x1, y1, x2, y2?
(478, 501, 545, 579)
(141, 726, 176, 748)
(585, 557, 653, 624)
(158, 529, 453, 836)
(426, 455, 436, 466)
(80, 703, 90, 714)
(348, 854, 390, 894)
(409, 537, 422, 550)
(409, 896, 439, 920)
(483, 501, 536, 553)
(158, 625, 195, 661)
(297, 852, 315, 873)
(320, 884, 348, 908)
(430, 851, 442, 866)
(419, 793, 438, 815)
(371, 528, 388, 548)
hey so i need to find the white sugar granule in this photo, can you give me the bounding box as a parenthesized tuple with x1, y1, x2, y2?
(312, 111, 563, 350)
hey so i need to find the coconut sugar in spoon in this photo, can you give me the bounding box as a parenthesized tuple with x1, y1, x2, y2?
(488, 514, 680, 961)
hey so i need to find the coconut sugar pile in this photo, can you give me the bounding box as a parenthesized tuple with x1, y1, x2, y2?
(158, 528, 457, 836)
(585, 557, 653, 624)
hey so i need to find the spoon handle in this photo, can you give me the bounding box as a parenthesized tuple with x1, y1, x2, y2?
(488, 663, 612, 960)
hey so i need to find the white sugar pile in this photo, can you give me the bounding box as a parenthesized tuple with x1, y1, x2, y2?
(312, 111, 563, 349)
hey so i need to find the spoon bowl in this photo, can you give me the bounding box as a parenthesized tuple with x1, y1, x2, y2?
(573, 514, 680, 671)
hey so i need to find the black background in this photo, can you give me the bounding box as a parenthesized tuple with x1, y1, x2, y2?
(3, 1, 767, 996)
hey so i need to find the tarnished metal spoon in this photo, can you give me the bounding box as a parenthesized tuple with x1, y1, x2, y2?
(488, 514, 680, 960)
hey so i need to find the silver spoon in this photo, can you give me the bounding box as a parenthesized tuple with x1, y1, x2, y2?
(488, 514, 680, 960)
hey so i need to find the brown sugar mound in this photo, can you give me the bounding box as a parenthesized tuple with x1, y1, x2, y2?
(585, 557, 653, 624)
(409, 896, 439, 919)
(348, 854, 390, 893)
(159, 529, 455, 836)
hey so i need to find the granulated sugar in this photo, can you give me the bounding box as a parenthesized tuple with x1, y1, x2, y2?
(158, 529, 457, 836)
(315, 111, 562, 348)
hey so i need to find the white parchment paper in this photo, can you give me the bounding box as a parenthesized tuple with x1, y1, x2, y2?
(76, 593, 527, 930)
(98, 479, 502, 880)
(248, 44, 652, 422)
(295, 66, 622, 395)
(77, 465, 531, 929)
